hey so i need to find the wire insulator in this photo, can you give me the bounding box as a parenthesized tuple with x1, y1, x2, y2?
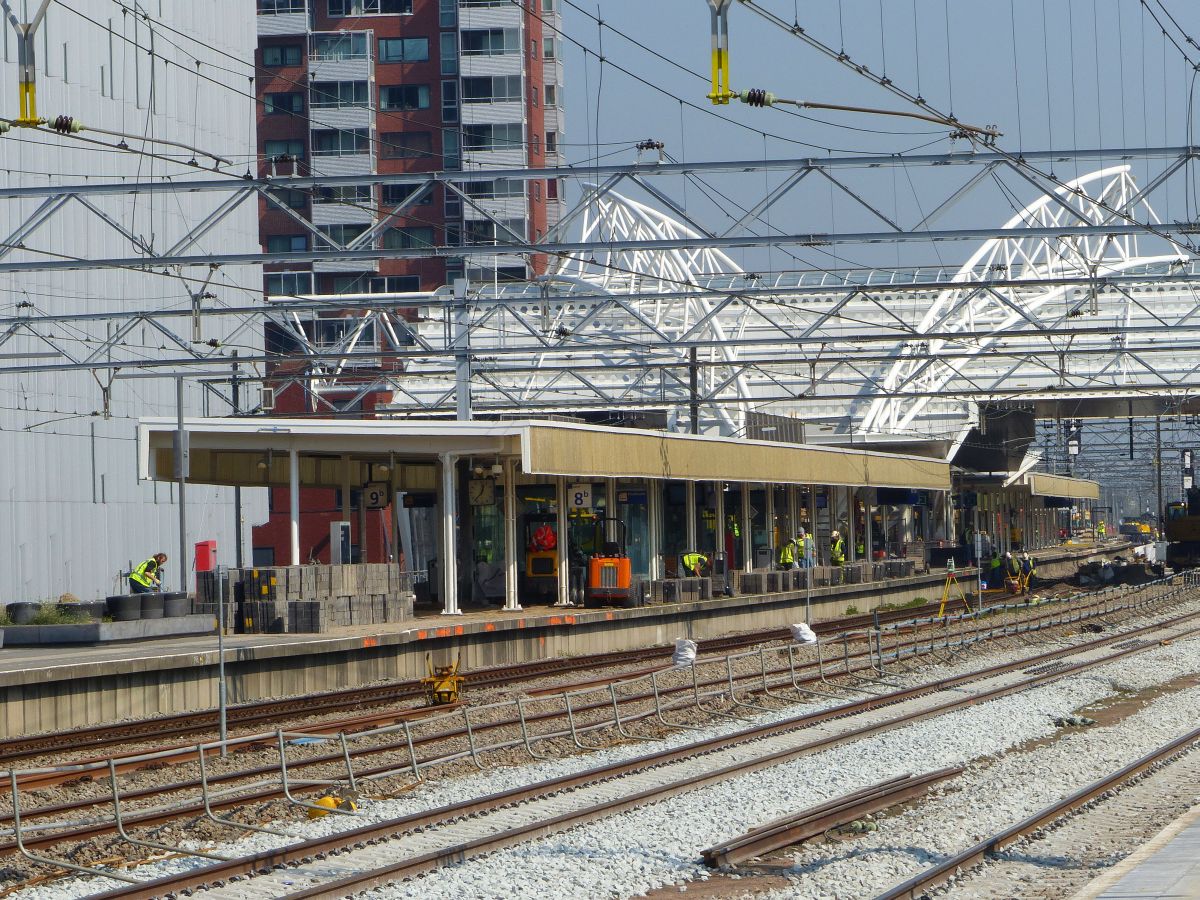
(739, 88, 776, 108)
(51, 115, 83, 134)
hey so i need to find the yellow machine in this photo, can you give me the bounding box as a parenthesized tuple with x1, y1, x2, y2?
(421, 653, 464, 705)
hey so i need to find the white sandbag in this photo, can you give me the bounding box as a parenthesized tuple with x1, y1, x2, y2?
(790, 622, 818, 644)
(672, 638, 698, 666)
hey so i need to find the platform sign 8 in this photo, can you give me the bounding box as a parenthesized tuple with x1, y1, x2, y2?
(569, 483, 593, 509)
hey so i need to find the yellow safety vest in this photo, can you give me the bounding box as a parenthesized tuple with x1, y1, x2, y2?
(131, 557, 158, 587)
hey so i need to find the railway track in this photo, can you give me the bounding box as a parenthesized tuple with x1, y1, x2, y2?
(0, 583, 1162, 814)
(874, 725, 1200, 900)
(0, 599, 975, 765)
(61, 607, 1200, 898)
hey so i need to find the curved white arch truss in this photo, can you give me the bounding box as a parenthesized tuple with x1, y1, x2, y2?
(857, 166, 1186, 448)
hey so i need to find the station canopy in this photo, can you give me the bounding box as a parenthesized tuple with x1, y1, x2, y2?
(139, 419, 950, 491)
(1025, 473, 1101, 501)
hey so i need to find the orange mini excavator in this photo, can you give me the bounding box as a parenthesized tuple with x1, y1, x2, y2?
(585, 517, 633, 607)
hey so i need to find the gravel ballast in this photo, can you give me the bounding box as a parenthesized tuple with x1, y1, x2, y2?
(11, 611, 1200, 900)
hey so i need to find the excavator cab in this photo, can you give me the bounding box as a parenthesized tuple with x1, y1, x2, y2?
(584, 517, 634, 607)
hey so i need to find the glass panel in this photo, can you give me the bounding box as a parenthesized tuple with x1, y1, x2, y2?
(517, 483, 557, 603)
(748, 486, 768, 569)
(771, 485, 791, 558)
(660, 481, 688, 576)
(695, 483, 718, 559)
(616, 482, 649, 577)
(469, 481, 504, 602)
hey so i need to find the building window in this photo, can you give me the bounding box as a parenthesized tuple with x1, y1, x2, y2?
(311, 33, 368, 61)
(461, 75, 521, 103)
(531, 133, 540, 156)
(312, 319, 375, 349)
(265, 138, 305, 160)
(258, 0, 305, 13)
(543, 37, 556, 59)
(544, 83, 557, 106)
(530, 39, 537, 59)
(444, 129, 461, 169)
(542, 0, 555, 10)
(262, 44, 303, 67)
(439, 32, 458, 75)
(379, 37, 429, 63)
(438, 0, 456, 27)
(444, 187, 462, 218)
(461, 28, 520, 55)
(383, 226, 436, 249)
(547, 178, 559, 200)
(312, 128, 370, 155)
(264, 92, 304, 115)
(265, 272, 314, 297)
(267, 234, 308, 253)
(465, 219, 526, 243)
(383, 184, 433, 206)
(268, 188, 309, 210)
(533, 182, 542, 201)
(310, 81, 369, 108)
(380, 131, 432, 159)
(328, 0, 411, 15)
(463, 123, 523, 151)
(313, 184, 373, 204)
(462, 178, 524, 198)
(316, 223, 369, 248)
(545, 131, 557, 154)
(530, 83, 538, 107)
(332, 274, 422, 294)
(442, 80, 459, 123)
(380, 84, 430, 110)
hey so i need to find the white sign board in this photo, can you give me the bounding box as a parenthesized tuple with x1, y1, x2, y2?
(363, 482, 390, 509)
(568, 483, 594, 509)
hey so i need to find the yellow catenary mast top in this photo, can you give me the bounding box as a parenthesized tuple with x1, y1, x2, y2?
(706, 0, 737, 105)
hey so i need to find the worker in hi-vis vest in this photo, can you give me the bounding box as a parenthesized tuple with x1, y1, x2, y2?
(681, 551, 709, 576)
(129, 553, 167, 594)
(830, 530, 846, 566)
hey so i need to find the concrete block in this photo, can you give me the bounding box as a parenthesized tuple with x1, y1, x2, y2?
(2, 615, 213, 645)
(661, 580, 682, 603)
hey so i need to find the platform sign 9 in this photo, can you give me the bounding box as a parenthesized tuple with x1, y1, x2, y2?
(364, 482, 390, 509)
(569, 483, 593, 509)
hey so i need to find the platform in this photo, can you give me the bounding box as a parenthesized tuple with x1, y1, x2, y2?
(1072, 803, 1200, 899)
(0, 542, 1125, 737)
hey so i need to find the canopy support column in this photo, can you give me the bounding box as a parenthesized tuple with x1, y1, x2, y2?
(440, 453, 461, 615)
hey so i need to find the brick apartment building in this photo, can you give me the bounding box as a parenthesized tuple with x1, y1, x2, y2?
(252, 0, 564, 565)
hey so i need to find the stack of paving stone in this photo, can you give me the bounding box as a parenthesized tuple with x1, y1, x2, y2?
(224, 564, 415, 634)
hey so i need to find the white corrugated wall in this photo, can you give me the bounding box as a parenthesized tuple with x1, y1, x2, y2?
(0, 2, 266, 601)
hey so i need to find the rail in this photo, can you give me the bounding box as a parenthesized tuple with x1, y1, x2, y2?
(874, 724, 1200, 899)
(0, 576, 1188, 884)
(86, 596, 1200, 899)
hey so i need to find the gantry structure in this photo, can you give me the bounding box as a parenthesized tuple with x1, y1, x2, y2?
(3, 145, 1200, 459)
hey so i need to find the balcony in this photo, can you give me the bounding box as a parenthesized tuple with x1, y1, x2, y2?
(460, 100, 524, 127)
(457, 2, 522, 29)
(309, 32, 373, 81)
(257, 0, 308, 35)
